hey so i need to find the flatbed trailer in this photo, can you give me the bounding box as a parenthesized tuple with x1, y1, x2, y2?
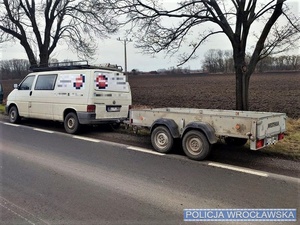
(128, 108, 286, 160)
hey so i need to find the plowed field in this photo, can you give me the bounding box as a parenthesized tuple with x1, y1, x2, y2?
(1, 72, 299, 118)
(128, 72, 300, 118)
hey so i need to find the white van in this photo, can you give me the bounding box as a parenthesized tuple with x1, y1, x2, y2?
(6, 61, 132, 134)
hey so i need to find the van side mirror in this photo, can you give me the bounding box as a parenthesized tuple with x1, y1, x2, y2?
(14, 84, 18, 89)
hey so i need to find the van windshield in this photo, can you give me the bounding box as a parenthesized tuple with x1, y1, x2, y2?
(94, 71, 129, 92)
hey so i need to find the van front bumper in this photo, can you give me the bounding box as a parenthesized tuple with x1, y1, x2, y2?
(77, 112, 125, 125)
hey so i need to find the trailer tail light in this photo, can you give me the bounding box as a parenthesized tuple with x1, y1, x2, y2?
(278, 133, 284, 141)
(87, 105, 96, 113)
(256, 139, 264, 149)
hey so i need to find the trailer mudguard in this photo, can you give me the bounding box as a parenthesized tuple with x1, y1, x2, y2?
(150, 118, 180, 138)
(183, 122, 218, 144)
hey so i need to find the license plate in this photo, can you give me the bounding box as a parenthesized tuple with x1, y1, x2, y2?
(266, 136, 278, 145)
(107, 106, 121, 112)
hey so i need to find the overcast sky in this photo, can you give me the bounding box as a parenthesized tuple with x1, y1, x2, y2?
(0, 0, 299, 72)
(1, 31, 231, 72)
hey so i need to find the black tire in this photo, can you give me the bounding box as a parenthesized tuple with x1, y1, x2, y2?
(225, 137, 248, 146)
(182, 130, 211, 160)
(111, 122, 121, 130)
(151, 126, 174, 153)
(64, 112, 80, 134)
(9, 106, 21, 124)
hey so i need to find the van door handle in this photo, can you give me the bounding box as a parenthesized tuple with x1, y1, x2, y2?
(30, 91, 32, 96)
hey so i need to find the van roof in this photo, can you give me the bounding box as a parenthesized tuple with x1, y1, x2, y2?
(30, 61, 123, 73)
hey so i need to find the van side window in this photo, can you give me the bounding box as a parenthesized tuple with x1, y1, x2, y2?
(35, 75, 57, 90)
(19, 76, 35, 90)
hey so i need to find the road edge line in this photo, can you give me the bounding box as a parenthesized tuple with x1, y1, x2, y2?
(208, 162, 268, 177)
(127, 146, 165, 156)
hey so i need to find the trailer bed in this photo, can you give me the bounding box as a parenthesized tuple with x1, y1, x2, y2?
(129, 108, 286, 155)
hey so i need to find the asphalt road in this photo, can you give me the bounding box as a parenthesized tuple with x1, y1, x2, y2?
(0, 114, 299, 178)
(0, 122, 299, 225)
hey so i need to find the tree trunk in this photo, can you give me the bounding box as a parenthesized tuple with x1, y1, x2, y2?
(235, 63, 250, 111)
(39, 53, 49, 67)
(20, 38, 37, 67)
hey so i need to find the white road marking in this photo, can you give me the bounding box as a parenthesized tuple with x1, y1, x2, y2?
(0, 196, 50, 225)
(127, 146, 165, 156)
(4, 122, 20, 127)
(72, 136, 101, 143)
(208, 162, 269, 177)
(33, 128, 54, 134)
(0, 203, 36, 225)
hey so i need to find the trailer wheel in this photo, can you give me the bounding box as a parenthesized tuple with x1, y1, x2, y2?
(182, 130, 211, 160)
(151, 126, 174, 153)
(64, 112, 80, 134)
(225, 137, 248, 146)
(9, 106, 21, 124)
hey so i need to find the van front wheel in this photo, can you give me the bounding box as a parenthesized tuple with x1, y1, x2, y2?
(9, 106, 20, 124)
(64, 112, 80, 134)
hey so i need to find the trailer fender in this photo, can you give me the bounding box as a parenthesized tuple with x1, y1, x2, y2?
(150, 119, 180, 138)
(182, 122, 218, 144)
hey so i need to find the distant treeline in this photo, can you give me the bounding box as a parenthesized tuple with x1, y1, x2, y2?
(1, 52, 300, 80)
(0, 59, 29, 80)
(202, 49, 300, 73)
(0, 58, 66, 80)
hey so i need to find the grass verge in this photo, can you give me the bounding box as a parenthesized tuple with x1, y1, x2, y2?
(0, 104, 5, 114)
(262, 118, 300, 160)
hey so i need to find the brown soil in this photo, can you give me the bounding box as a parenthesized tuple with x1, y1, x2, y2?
(128, 72, 300, 119)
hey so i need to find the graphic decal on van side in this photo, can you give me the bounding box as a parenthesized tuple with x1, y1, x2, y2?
(94, 72, 129, 92)
(57, 74, 85, 90)
(74, 74, 85, 89)
(95, 75, 108, 89)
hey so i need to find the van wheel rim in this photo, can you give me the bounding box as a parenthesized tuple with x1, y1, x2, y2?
(68, 118, 75, 129)
(11, 112, 16, 120)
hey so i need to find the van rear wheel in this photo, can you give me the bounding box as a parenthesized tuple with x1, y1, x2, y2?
(9, 106, 21, 124)
(64, 112, 80, 134)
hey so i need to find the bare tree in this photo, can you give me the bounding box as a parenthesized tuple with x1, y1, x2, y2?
(0, 59, 29, 79)
(203, 49, 234, 73)
(0, 0, 118, 67)
(224, 50, 234, 73)
(203, 49, 219, 73)
(106, 0, 300, 110)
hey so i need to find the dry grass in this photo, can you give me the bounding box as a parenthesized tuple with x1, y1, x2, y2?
(0, 104, 5, 113)
(264, 118, 300, 159)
